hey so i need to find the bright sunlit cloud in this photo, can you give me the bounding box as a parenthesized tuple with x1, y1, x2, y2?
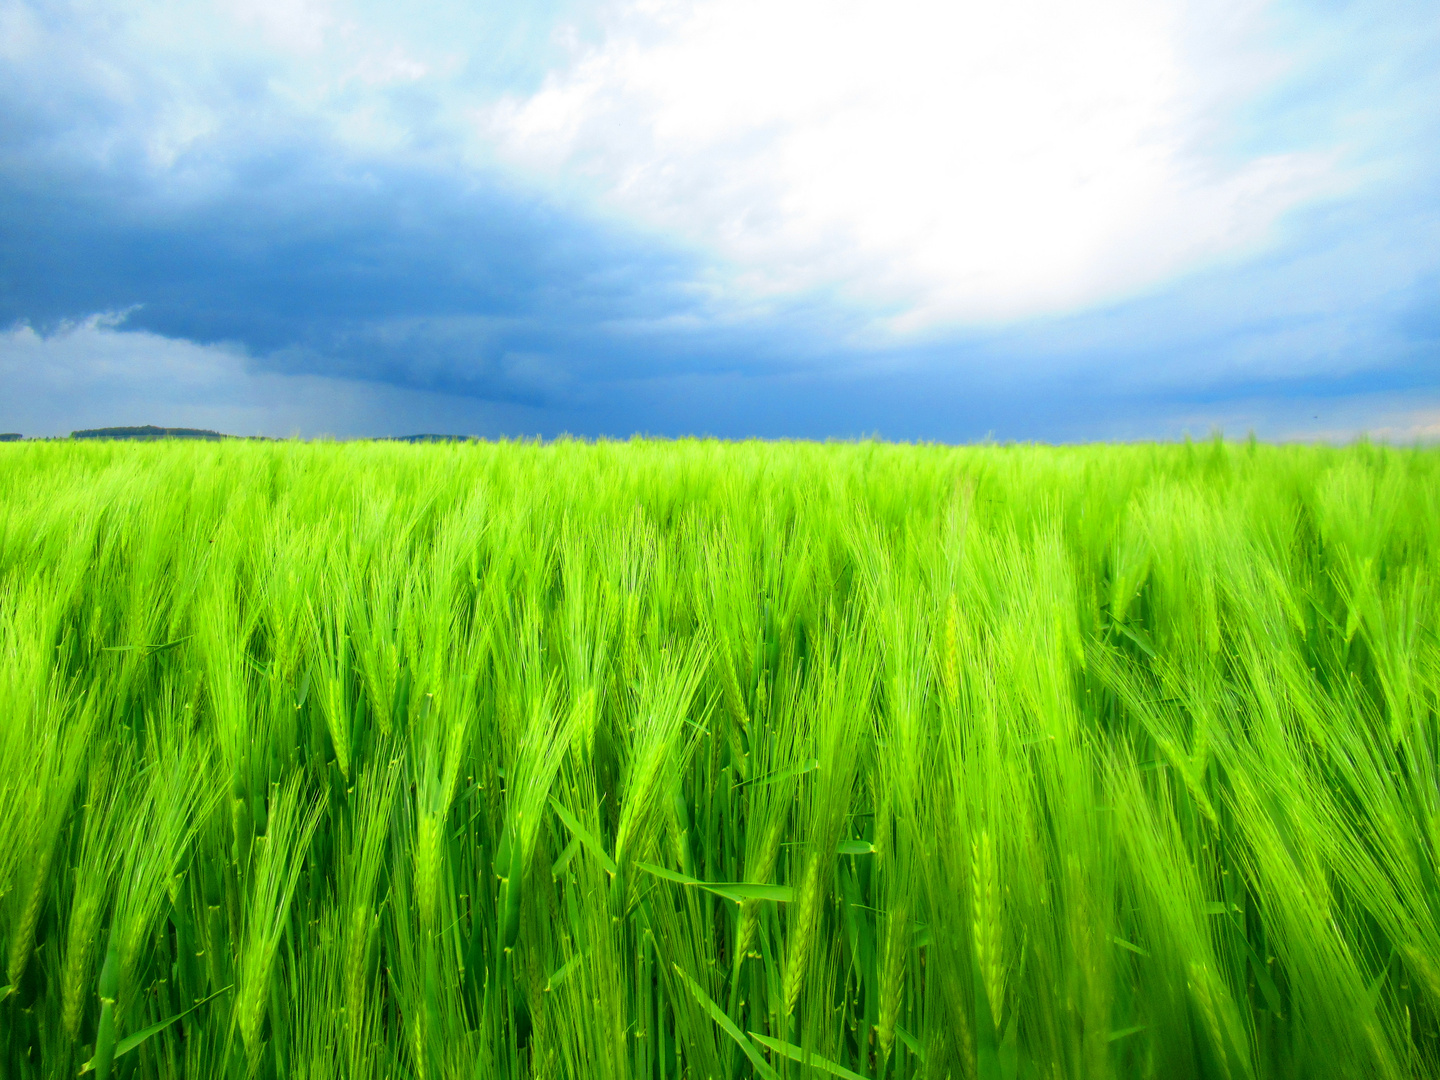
(487, 0, 1340, 329)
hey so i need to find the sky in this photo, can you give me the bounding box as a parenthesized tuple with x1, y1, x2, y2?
(0, 0, 1437, 442)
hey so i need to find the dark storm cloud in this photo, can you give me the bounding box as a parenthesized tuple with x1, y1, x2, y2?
(0, 146, 831, 408)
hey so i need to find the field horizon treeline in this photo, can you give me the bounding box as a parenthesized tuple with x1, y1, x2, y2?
(1, 438, 1437, 1079)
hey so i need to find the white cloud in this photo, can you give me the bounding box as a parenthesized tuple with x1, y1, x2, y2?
(223, 0, 340, 56)
(0, 0, 458, 180)
(486, 0, 1344, 329)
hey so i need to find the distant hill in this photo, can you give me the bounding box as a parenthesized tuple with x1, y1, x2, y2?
(56, 427, 472, 443)
(71, 425, 226, 441)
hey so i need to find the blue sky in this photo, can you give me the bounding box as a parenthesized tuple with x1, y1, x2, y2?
(0, 0, 1436, 441)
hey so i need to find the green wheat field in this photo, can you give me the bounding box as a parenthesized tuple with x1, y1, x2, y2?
(1, 437, 1438, 1080)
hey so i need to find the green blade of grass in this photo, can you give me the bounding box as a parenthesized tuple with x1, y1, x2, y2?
(81, 985, 231, 1073)
(549, 796, 618, 875)
(750, 1032, 870, 1080)
(896, 1025, 925, 1061)
(638, 861, 794, 904)
(545, 952, 585, 993)
(1107, 1025, 1146, 1043)
(551, 835, 582, 877)
(100, 636, 191, 654)
(1110, 936, 1150, 957)
(747, 757, 819, 788)
(672, 964, 779, 1080)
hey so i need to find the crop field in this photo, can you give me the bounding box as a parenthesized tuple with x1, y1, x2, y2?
(0, 438, 1437, 1080)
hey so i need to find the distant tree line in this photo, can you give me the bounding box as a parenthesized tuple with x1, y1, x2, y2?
(70, 425, 227, 440)
(0, 428, 480, 442)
